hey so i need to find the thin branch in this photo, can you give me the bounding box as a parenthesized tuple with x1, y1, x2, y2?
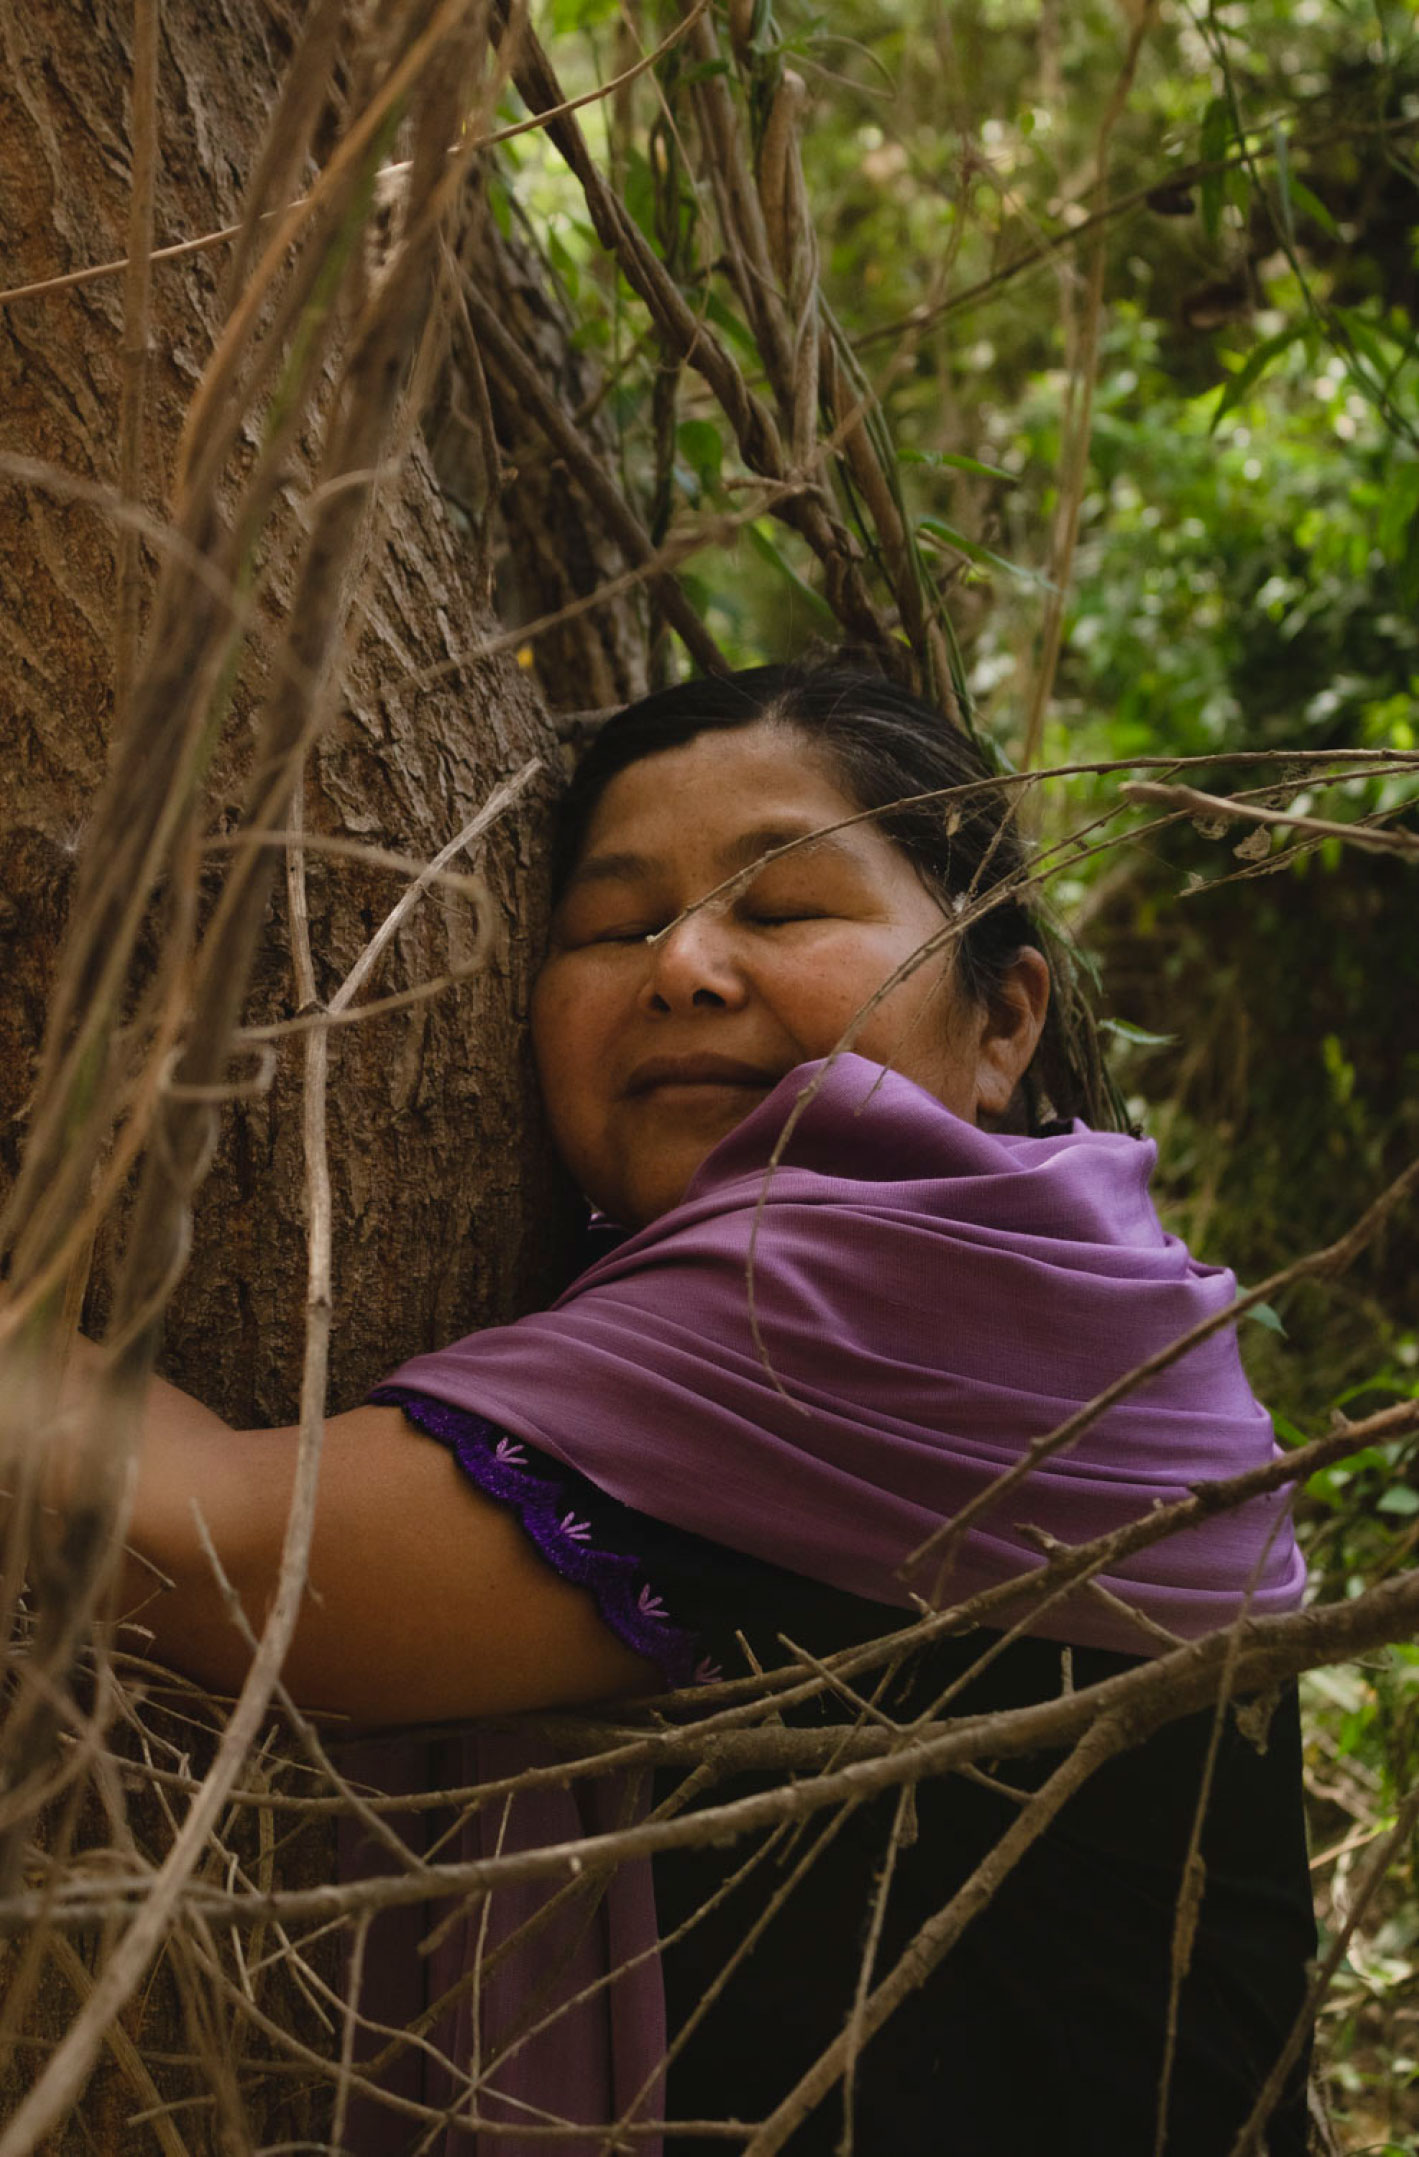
(1122, 779, 1419, 856)
(904, 1145, 1419, 1590)
(12, 1568, 1419, 1934)
(455, 277, 728, 675)
(738, 1715, 1128, 2154)
(330, 756, 538, 1015)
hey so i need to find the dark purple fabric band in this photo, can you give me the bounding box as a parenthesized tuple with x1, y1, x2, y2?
(375, 1385, 718, 1690)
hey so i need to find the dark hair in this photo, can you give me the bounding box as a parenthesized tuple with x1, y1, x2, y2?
(554, 661, 1121, 1132)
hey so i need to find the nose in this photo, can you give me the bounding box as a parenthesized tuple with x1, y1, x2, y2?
(639, 909, 749, 1015)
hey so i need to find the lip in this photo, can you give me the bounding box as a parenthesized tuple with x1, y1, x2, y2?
(625, 1054, 782, 1097)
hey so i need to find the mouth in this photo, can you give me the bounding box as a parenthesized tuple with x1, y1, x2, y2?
(625, 1055, 782, 1098)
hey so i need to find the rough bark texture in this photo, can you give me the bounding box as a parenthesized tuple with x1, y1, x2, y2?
(0, 2, 602, 2145)
(433, 204, 651, 717)
(0, 0, 574, 1411)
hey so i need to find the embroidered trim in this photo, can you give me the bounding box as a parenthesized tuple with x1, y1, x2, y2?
(371, 1386, 717, 1688)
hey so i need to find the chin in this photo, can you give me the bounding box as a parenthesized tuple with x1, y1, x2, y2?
(615, 1151, 707, 1230)
(617, 1178, 691, 1231)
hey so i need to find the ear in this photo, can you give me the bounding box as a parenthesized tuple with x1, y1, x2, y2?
(969, 947, 1051, 1121)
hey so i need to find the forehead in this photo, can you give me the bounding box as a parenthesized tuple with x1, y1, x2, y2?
(572, 719, 867, 871)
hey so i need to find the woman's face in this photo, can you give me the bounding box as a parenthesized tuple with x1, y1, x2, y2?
(532, 719, 1048, 1228)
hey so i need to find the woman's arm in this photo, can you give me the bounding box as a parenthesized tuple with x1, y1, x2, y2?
(82, 1351, 658, 1722)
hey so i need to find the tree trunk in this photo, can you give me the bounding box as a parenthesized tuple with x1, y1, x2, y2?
(0, 3, 620, 2145)
(0, 0, 579, 1415)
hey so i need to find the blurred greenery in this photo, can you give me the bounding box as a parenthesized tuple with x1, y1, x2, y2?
(502, 5, 1419, 2125)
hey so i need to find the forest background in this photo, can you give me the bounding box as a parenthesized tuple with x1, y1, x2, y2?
(0, 0, 1417, 2150)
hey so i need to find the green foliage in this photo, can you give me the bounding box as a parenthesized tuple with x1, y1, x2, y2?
(505, 0, 1418, 2133)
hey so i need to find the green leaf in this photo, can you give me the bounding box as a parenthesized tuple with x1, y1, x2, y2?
(1286, 175, 1339, 239)
(1335, 306, 1393, 380)
(677, 419, 723, 491)
(745, 522, 838, 628)
(1098, 1017, 1177, 1048)
(1209, 322, 1308, 432)
(1377, 1485, 1419, 1517)
(1242, 1301, 1288, 1338)
(899, 448, 1018, 485)
(1200, 97, 1231, 241)
(916, 516, 1049, 587)
(1334, 304, 1412, 357)
(1398, 513, 1419, 609)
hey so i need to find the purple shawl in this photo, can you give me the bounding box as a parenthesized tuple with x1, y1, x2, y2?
(388, 1054, 1304, 1646)
(348, 1056, 1304, 2154)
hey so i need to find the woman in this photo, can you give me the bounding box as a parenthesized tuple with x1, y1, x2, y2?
(116, 663, 1314, 2153)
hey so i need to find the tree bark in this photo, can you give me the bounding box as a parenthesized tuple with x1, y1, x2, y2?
(0, 0, 575, 1409)
(0, 3, 613, 2145)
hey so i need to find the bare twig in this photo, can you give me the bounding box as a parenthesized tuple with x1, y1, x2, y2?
(905, 1146, 1419, 1589)
(9, 1567, 1419, 1937)
(739, 1715, 1128, 2153)
(1121, 779, 1419, 856)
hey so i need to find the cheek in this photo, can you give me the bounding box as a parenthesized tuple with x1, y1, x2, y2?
(790, 933, 946, 1033)
(530, 963, 621, 1133)
(843, 941, 961, 1070)
(529, 970, 582, 1122)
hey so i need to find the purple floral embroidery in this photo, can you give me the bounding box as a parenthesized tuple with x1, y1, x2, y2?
(372, 1386, 711, 1688)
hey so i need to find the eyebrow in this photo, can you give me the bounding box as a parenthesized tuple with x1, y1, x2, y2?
(567, 823, 862, 891)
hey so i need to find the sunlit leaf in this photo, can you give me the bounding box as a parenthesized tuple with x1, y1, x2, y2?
(1099, 1017, 1177, 1047)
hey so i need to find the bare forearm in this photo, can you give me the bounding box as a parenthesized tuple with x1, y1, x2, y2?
(62, 1337, 274, 1692)
(62, 1344, 654, 1721)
